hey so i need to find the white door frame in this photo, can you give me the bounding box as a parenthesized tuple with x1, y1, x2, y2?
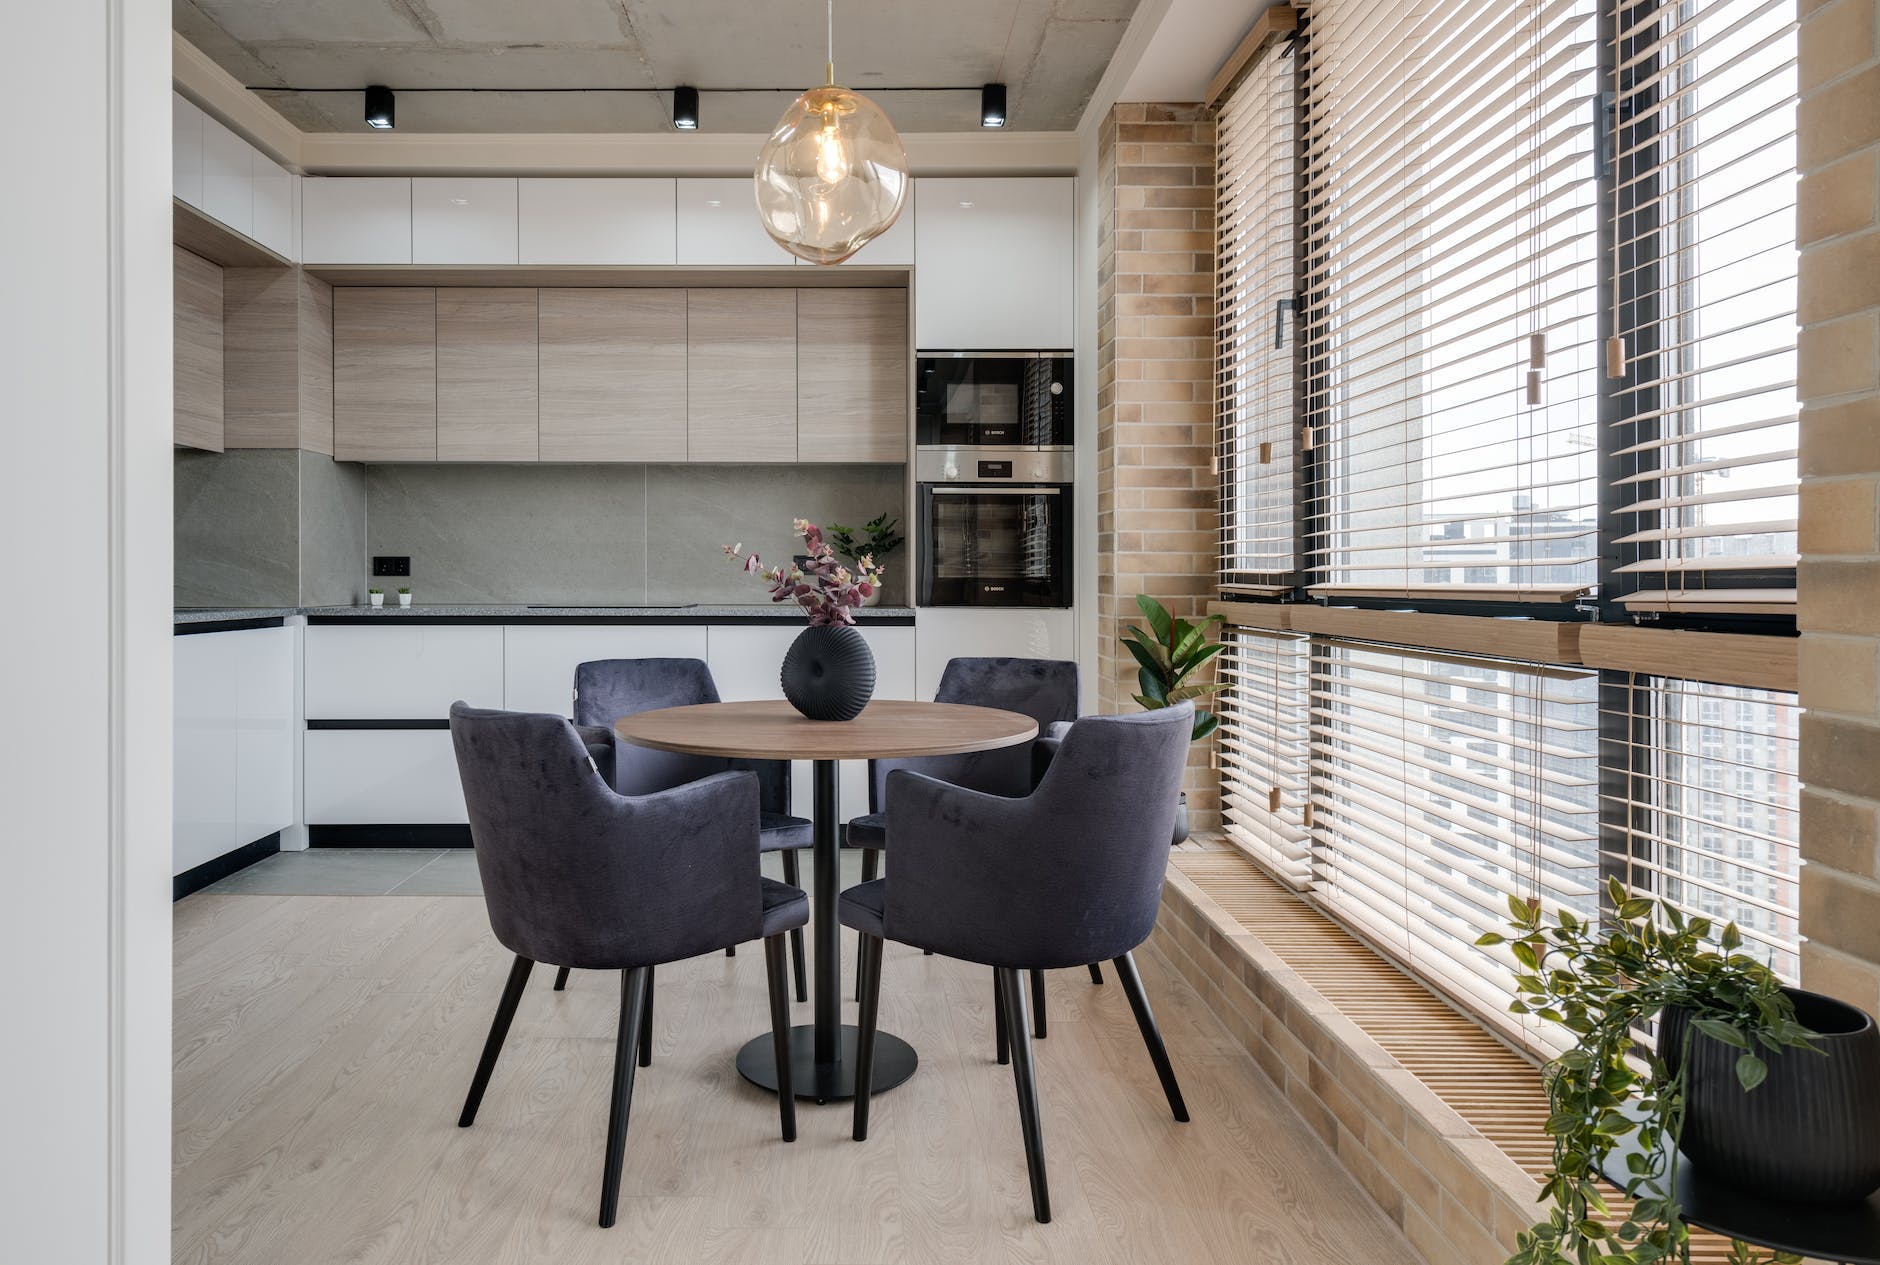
(0, 1, 172, 1261)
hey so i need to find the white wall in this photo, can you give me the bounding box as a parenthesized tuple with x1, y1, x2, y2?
(0, 2, 173, 1261)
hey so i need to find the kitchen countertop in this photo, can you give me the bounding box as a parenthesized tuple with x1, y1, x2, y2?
(175, 604, 916, 627)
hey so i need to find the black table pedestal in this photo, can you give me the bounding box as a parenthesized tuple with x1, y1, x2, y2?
(744, 757, 916, 1103)
(735, 1025, 918, 1103)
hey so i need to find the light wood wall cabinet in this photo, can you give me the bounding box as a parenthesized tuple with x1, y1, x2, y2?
(334, 288, 437, 461)
(437, 289, 538, 461)
(539, 289, 686, 462)
(796, 289, 909, 462)
(174, 246, 225, 451)
(686, 289, 798, 462)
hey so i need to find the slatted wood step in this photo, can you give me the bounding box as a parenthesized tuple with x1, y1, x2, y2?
(1169, 848, 1740, 1264)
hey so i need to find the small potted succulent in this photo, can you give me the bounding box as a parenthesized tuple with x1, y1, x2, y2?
(1119, 594, 1226, 844)
(368, 587, 384, 609)
(397, 586, 413, 609)
(726, 519, 885, 721)
(828, 514, 905, 607)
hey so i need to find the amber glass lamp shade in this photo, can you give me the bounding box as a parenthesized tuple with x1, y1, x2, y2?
(754, 85, 908, 264)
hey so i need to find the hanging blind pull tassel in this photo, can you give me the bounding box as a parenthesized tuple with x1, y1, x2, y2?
(1605, 335, 1627, 379)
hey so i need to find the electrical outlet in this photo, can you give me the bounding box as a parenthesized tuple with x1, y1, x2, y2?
(372, 555, 411, 577)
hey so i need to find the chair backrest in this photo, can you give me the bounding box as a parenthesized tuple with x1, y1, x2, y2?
(574, 657, 792, 814)
(868, 657, 1080, 809)
(884, 704, 1193, 967)
(450, 703, 762, 969)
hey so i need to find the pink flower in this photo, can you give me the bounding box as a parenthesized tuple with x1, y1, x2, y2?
(742, 554, 762, 574)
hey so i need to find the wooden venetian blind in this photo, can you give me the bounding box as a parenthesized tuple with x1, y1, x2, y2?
(1606, 0, 1800, 615)
(1301, 0, 1604, 602)
(1219, 627, 1313, 887)
(1216, 37, 1301, 592)
(1306, 639, 1599, 1052)
(1600, 672, 1801, 978)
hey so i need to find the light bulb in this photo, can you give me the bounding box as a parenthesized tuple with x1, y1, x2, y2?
(816, 113, 851, 184)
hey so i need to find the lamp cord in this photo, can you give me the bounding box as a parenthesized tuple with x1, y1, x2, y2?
(826, 0, 836, 86)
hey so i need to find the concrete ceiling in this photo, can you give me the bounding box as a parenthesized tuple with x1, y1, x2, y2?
(173, 0, 1142, 134)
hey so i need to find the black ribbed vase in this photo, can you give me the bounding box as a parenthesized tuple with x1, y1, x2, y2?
(779, 624, 876, 722)
(1660, 987, 1880, 1203)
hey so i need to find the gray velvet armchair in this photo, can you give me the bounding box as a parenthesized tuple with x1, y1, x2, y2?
(448, 703, 808, 1229)
(838, 703, 1195, 1224)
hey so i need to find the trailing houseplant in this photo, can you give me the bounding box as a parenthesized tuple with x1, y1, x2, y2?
(1118, 594, 1226, 843)
(725, 519, 883, 720)
(1482, 882, 1820, 1265)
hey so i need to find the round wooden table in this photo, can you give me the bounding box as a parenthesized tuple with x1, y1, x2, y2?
(615, 698, 1038, 1102)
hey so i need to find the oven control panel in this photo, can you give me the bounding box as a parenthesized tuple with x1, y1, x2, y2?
(916, 447, 1074, 484)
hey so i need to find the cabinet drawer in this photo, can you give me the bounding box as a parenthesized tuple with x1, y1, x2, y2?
(304, 625, 504, 719)
(503, 625, 710, 717)
(304, 729, 467, 824)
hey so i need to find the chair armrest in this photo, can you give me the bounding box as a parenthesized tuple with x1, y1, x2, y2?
(606, 769, 766, 960)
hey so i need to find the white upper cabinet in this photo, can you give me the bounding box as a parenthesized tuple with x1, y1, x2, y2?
(412, 177, 519, 265)
(519, 178, 677, 265)
(200, 114, 255, 237)
(302, 177, 413, 264)
(172, 93, 204, 209)
(797, 180, 916, 266)
(675, 178, 798, 265)
(914, 177, 1074, 349)
(250, 152, 295, 259)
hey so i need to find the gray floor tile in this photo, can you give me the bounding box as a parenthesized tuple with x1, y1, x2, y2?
(204, 848, 447, 896)
(387, 849, 484, 896)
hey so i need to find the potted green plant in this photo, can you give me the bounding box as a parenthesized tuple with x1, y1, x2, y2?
(1482, 882, 1865, 1265)
(368, 587, 384, 609)
(827, 514, 905, 607)
(1118, 593, 1225, 844)
(397, 586, 412, 608)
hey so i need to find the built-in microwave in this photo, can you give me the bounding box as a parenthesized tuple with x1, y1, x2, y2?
(916, 352, 1072, 448)
(916, 447, 1073, 608)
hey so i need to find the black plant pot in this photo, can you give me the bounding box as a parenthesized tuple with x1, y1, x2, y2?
(1660, 987, 1880, 1203)
(1171, 791, 1190, 847)
(780, 624, 876, 722)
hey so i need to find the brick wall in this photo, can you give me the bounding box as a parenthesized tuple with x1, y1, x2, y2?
(1095, 103, 1222, 826)
(1797, 0, 1880, 1015)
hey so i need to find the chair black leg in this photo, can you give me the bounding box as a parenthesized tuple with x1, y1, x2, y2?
(725, 945, 735, 958)
(1088, 962, 1104, 985)
(1029, 968, 1047, 1039)
(553, 965, 571, 991)
(599, 966, 650, 1228)
(996, 965, 1051, 1223)
(637, 964, 654, 1068)
(1112, 951, 1189, 1123)
(762, 934, 798, 1142)
(780, 850, 808, 1003)
(458, 954, 533, 1128)
(851, 932, 885, 1141)
(861, 848, 879, 882)
(994, 968, 1009, 1065)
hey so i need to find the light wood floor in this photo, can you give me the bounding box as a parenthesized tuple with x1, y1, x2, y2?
(173, 892, 1420, 1265)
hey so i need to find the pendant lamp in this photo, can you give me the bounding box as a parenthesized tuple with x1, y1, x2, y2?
(753, 0, 908, 264)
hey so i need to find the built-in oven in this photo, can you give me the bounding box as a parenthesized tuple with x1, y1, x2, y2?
(916, 352, 1073, 448)
(916, 447, 1073, 608)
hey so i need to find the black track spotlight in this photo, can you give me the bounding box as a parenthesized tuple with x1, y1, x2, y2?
(364, 84, 395, 130)
(981, 82, 1007, 128)
(673, 85, 700, 131)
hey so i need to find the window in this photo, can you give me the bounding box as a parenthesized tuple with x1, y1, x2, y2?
(1307, 641, 1599, 1050)
(1217, 44, 1301, 592)
(1607, 0, 1800, 614)
(1602, 674, 1802, 978)
(1206, 0, 1804, 1058)
(1300, 0, 1603, 601)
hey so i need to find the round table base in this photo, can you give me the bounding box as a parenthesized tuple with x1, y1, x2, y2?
(736, 1024, 917, 1103)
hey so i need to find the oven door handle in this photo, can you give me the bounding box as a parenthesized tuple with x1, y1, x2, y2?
(927, 486, 1062, 496)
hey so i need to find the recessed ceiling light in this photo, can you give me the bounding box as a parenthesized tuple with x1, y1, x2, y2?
(364, 84, 395, 130)
(981, 83, 1007, 129)
(673, 85, 699, 131)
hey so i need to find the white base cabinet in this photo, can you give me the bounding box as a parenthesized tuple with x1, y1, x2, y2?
(174, 626, 296, 875)
(504, 625, 710, 717)
(304, 729, 467, 825)
(304, 624, 505, 719)
(912, 608, 1077, 701)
